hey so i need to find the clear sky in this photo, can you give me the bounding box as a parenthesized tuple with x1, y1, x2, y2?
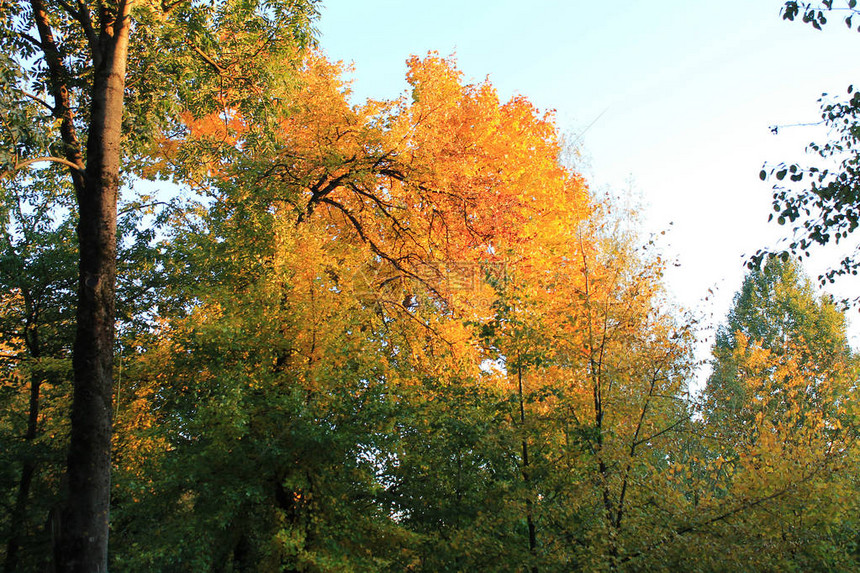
(316, 0, 860, 371)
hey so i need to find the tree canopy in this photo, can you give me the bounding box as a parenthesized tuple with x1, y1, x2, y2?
(0, 2, 858, 572)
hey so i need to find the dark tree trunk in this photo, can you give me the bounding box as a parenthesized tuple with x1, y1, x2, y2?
(4, 372, 41, 573)
(29, 1, 134, 570)
(4, 461, 38, 573)
(517, 361, 539, 573)
(4, 288, 47, 573)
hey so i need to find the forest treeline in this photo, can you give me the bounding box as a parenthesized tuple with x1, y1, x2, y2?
(1, 1, 859, 571)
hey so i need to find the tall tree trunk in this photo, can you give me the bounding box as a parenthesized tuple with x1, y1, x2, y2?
(45, 2, 133, 570)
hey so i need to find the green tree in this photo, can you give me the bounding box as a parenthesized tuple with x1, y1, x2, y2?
(467, 201, 699, 572)
(699, 255, 859, 571)
(0, 173, 76, 573)
(705, 256, 851, 423)
(0, 170, 185, 570)
(0, 1, 318, 568)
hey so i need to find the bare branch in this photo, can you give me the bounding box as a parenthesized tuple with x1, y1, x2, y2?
(377, 297, 448, 343)
(15, 89, 55, 112)
(160, 0, 184, 13)
(118, 201, 172, 216)
(54, 0, 81, 20)
(76, 0, 100, 57)
(633, 415, 688, 448)
(10, 156, 85, 174)
(319, 197, 445, 301)
(19, 33, 43, 49)
(29, 0, 86, 192)
(192, 45, 226, 75)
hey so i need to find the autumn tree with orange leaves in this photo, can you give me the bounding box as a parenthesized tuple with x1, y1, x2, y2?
(98, 52, 595, 570)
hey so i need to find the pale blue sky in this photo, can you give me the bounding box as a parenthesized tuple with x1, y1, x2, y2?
(317, 1, 860, 361)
